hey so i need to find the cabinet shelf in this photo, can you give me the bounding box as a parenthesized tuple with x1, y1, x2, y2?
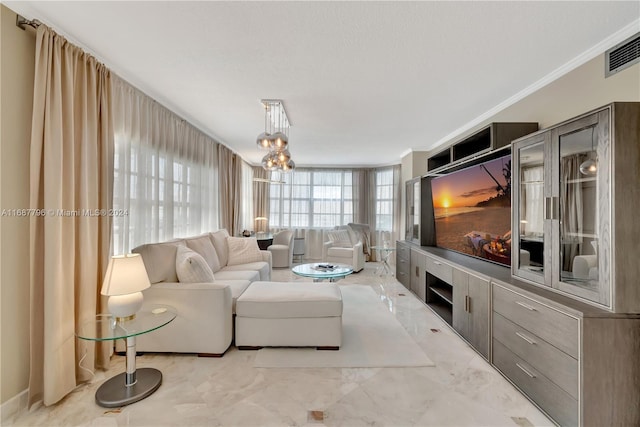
(565, 177, 597, 184)
(563, 232, 597, 239)
(430, 285, 453, 305)
(427, 122, 538, 172)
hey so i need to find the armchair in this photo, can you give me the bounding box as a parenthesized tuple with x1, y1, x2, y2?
(268, 230, 294, 268)
(323, 226, 365, 272)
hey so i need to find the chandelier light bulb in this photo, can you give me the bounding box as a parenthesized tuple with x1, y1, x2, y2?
(277, 149, 291, 162)
(256, 132, 271, 149)
(271, 132, 288, 150)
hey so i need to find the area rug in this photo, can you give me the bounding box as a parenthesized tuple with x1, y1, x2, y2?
(253, 285, 435, 368)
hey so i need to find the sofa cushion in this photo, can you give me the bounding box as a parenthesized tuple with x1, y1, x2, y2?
(133, 240, 185, 284)
(185, 234, 222, 273)
(227, 237, 263, 266)
(222, 261, 271, 281)
(175, 246, 215, 283)
(216, 269, 260, 283)
(236, 281, 343, 319)
(213, 279, 252, 313)
(327, 229, 352, 248)
(210, 229, 230, 267)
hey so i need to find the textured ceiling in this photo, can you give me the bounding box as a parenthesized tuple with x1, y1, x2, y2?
(6, 1, 640, 167)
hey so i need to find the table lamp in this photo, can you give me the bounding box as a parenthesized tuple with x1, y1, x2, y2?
(255, 217, 268, 235)
(101, 254, 151, 321)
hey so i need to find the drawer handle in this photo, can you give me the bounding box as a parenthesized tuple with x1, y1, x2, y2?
(515, 331, 537, 345)
(515, 301, 537, 311)
(515, 362, 537, 379)
(433, 261, 442, 265)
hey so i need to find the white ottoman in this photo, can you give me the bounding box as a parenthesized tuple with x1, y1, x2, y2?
(235, 281, 343, 349)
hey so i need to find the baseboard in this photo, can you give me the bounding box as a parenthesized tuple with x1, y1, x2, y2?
(1, 388, 28, 423)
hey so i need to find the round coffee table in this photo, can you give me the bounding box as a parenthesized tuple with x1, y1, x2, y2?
(76, 304, 176, 407)
(292, 263, 353, 282)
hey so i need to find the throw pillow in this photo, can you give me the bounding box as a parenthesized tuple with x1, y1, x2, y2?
(175, 245, 215, 283)
(226, 236, 263, 266)
(209, 229, 230, 267)
(328, 229, 352, 248)
(185, 234, 222, 272)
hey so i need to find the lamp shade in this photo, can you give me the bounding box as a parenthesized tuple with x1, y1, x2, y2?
(101, 254, 150, 297)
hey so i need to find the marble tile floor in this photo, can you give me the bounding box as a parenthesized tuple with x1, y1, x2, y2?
(6, 262, 554, 427)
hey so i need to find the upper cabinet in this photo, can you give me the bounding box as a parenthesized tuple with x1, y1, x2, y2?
(512, 103, 640, 312)
(427, 122, 538, 173)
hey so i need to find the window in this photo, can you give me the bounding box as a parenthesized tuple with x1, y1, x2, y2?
(269, 170, 353, 228)
(111, 77, 218, 254)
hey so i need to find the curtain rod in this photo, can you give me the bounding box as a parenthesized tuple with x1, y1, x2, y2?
(16, 14, 41, 30)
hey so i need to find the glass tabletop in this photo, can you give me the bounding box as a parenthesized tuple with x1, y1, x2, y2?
(292, 263, 353, 279)
(76, 304, 176, 341)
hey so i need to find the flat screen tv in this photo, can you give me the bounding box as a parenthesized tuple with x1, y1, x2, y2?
(430, 154, 512, 267)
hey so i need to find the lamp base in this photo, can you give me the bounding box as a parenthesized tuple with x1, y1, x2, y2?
(108, 292, 144, 319)
(95, 368, 162, 408)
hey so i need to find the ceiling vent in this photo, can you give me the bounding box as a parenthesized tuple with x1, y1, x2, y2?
(605, 32, 640, 77)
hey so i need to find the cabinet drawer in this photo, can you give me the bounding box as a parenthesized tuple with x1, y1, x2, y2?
(396, 243, 411, 263)
(396, 259, 410, 288)
(493, 312, 578, 399)
(426, 256, 452, 283)
(493, 285, 578, 358)
(493, 340, 578, 427)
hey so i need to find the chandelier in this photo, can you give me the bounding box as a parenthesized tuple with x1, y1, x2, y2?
(256, 99, 295, 172)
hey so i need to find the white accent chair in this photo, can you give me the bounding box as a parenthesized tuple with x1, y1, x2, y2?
(323, 226, 365, 272)
(268, 230, 294, 268)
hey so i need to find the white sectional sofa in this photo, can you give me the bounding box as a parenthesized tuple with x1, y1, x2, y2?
(117, 229, 272, 356)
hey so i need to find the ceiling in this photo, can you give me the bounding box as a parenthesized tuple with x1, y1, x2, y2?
(6, 1, 639, 167)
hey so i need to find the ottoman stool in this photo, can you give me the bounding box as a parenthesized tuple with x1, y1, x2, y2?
(235, 281, 343, 349)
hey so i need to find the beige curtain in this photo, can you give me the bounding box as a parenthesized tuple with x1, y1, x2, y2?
(111, 76, 219, 252)
(29, 25, 113, 407)
(561, 154, 585, 271)
(218, 145, 241, 236)
(252, 166, 270, 230)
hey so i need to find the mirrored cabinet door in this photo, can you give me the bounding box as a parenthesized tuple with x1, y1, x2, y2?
(513, 134, 550, 285)
(413, 180, 421, 241)
(553, 111, 609, 305)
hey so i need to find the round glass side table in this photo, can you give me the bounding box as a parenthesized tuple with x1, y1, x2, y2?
(371, 246, 396, 277)
(76, 304, 176, 408)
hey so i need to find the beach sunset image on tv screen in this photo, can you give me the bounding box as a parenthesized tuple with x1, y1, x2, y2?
(430, 154, 512, 266)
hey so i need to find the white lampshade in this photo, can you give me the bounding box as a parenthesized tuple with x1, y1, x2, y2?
(101, 254, 150, 319)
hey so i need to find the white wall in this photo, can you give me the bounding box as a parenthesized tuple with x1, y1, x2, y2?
(1, 4, 35, 405)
